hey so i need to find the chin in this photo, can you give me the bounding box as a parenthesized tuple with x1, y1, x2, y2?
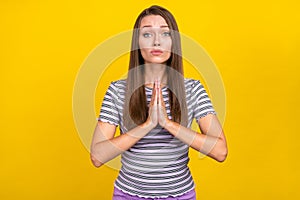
(146, 58, 169, 64)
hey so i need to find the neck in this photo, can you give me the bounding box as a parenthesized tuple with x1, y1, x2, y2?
(144, 63, 167, 87)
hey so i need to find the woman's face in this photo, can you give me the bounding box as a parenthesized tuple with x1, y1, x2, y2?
(139, 15, 172, 64)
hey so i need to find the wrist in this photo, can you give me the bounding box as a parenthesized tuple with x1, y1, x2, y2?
(165, 120, 182, 137)
(164, 119, 177, 131)
(141, 120, 156, 130)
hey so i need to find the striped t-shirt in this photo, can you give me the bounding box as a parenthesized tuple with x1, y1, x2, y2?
(98, 78, 216, 198)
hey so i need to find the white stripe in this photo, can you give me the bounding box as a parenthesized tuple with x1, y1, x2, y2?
(98, 78, 214, 197)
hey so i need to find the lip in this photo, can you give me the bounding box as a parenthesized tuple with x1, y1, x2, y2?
(150, 50, 163, 56)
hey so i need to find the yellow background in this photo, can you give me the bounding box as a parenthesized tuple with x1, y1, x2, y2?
(1, 0, 299, 199)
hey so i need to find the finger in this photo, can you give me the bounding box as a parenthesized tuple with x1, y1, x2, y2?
(158, 85, 161, 106)
(155, 81, 159, 120)
(158, 84, 165, 108)
(154, 80, 158, 105)
(149, 81, 156, 106)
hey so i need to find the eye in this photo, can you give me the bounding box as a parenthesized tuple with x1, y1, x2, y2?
(162, 32, 171, 37)
(142, 32, 153, 38)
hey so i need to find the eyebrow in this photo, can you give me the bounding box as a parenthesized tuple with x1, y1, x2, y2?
(141, 25, 169, 28)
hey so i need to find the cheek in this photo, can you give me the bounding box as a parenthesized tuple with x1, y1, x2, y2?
(140, 48, 147, 60)
(161, 38, 172, 51)
(139, 37, 153, 49)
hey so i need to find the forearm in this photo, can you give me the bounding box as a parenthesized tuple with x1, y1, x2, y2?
(91, 122, 154, 167)
(164, 121, 227, 162)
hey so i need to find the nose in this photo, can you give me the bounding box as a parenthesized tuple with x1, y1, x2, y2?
(153, 33, 160, 47)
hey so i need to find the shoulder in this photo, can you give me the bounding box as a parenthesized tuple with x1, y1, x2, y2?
(110, 79, 126, 88)
(108, 79, 126, 92)
(104, 79, 126, 100)
(184, 78, 204, 92)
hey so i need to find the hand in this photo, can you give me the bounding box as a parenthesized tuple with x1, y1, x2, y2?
(157, 82, 169, 127)
(145, 81, 158, 128)
(145, 81, 170, 129)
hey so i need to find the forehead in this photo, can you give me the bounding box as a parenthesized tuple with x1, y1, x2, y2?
(140, 15, 168, 28)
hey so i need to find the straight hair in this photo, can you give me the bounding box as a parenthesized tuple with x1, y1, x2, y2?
(123, 5, 188, 130)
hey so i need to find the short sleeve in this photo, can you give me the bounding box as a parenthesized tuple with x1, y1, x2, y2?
(192, 80, 217, 121)
(97, 81, 120, 126)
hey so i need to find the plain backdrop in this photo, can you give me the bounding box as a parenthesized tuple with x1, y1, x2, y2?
(0, 0, 299, 199)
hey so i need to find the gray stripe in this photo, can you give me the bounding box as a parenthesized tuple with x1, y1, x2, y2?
(97, 78, 215, 198)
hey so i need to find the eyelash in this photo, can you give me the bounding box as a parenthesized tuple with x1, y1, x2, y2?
(143, 33, 152, 38)
(162, 32, 171, 37)
(142, 32, 171, 38)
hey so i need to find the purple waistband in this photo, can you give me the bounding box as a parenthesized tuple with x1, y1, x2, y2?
(112, 187, 196, 200)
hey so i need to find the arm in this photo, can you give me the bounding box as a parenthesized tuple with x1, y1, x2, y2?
(164, 114, 228, 162)
(157, 83, 228, 162)
(90, 121, 155, 168)
(90, 82, 159, 168)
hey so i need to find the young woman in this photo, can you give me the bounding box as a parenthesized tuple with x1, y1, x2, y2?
(90, 5, 228, 200)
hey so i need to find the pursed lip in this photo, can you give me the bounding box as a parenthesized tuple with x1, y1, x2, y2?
(150, 49, 163, 55)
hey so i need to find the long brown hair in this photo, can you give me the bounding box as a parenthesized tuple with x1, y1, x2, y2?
(123, 5, 188, 130)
